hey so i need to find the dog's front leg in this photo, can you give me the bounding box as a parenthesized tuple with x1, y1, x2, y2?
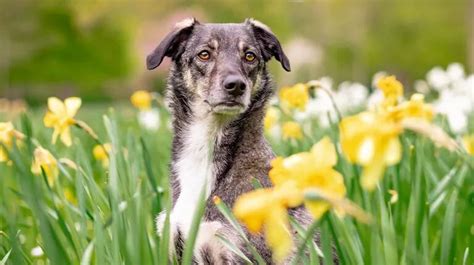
(156, 213, 243, 264)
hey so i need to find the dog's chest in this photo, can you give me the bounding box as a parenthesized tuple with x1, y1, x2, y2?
(172, 118, 217, 233)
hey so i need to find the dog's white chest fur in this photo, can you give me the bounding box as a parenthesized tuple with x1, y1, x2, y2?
(171, 116, 217, 236)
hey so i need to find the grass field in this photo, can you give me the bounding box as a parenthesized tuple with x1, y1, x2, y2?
(1, 73, 473, 265)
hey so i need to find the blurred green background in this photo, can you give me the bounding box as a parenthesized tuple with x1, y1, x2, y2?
(0, 0, 472, 104)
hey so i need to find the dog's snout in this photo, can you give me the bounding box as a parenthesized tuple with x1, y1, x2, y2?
(223, 76, 246, 97)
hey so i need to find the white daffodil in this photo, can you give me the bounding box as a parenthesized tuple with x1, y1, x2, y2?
(426, 66, 450, 91)
(138, 109, 160, 131)
(446, 63, 465, 82)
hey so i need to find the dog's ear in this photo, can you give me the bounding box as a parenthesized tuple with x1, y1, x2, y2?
(245, 18, 291, 72)
(146, 18, 199, 70)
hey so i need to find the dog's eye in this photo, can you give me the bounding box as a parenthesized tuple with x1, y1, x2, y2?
(197, 51, 210, 61)
(244, 52, 256, 62)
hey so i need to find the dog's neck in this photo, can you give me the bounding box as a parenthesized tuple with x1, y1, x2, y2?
(165, 66, 273, 234)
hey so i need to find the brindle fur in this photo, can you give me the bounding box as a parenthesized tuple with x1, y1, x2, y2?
(147, 18, 337, 264)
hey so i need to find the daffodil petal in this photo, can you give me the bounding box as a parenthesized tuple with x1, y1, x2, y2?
(46, 165, 58, 186)
(265, 205, 292, 263)
(43, 112, 57, 127)
(60, 127, 72, 146)
(361, 162, 385, 191)
(51, 129, 60, 144)
(274, 180, 304, 207)
(269, 157, 288, 186)
(384, 137, 401, 165)
(64, 97, 82, 117)
(357, 137, 375, 165)
(311, 136, 337, 167)
(48, 97, 65, 116)
(31, 147, 58, 186)
(305, 200, 331, 220)
(0, 148, 8, 162)
(323, 170, 347, 197)
(233, 189, 272, 233)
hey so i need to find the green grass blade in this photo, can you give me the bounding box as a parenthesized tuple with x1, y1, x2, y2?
(0, 250, 12, 265)
(215, 234, 253, 264)
(181, 184, 207, 265)
(440, 190, 458, 265)
(214, 198, 266, 264)
(291, 219, 320, 265)
(377, 188, 399, 265)
(80, 241, 94, 265)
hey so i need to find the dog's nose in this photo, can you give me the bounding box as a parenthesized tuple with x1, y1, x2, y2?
(223, 76, 246, 97)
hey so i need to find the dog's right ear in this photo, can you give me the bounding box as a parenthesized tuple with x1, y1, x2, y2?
(146, 18, 199, 70)
(245, 18, 291, 72)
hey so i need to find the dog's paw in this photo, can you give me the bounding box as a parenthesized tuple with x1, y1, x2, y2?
(155, 211, 170, 236)
(194, 221, 243, 264)
(156, 211, 186, 259)
(156, 213, 242, 264)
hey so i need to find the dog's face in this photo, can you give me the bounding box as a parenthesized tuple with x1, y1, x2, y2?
(147, 18, 290, 116)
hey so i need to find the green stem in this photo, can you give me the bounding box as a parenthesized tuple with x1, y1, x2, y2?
(291, 219, 320, 265)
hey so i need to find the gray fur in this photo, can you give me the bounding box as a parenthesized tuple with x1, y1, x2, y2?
(148, 18, 337, 264)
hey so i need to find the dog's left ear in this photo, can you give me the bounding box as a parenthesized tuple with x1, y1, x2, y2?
(245, 18, 291, 72)
(147, 18, 199, 70)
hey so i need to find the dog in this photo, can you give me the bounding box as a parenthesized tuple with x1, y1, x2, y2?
(147, 18, 319, 264)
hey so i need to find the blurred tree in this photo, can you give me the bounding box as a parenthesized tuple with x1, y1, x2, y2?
(290, 0, 470, 86)
(0, 1, 134, 103)
(362, 0, 469, 84)
(0, 0, 471, 101)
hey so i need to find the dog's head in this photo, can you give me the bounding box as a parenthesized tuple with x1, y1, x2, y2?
(147, 18, 290, 116)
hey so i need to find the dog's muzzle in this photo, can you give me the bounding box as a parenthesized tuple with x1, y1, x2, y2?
(223, 75, 246, 97)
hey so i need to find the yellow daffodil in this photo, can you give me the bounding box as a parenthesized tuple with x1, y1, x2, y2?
(263, 201, 293, 263)
(339, 111, 402, 191)
(376, 76, 434, 123)
(131, 90, 152, 110)
(234, 137, 368, 262)
(0, 122, 23, 162)
(93, 143, 111, 167)
(234, 137, 350, 262)
(377, 75, 403, 108)
(31, 147, 58, 186)
(389, 93, 434, 122)
(462, 135, 474, 155)
(264, 107, 280, 131)
(279, 83, 309, 111)
(282, 121, 303, 140)
(269, 137, 346, 219)
(233, 182, 301, 263)
(44, 97, 81, 146)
